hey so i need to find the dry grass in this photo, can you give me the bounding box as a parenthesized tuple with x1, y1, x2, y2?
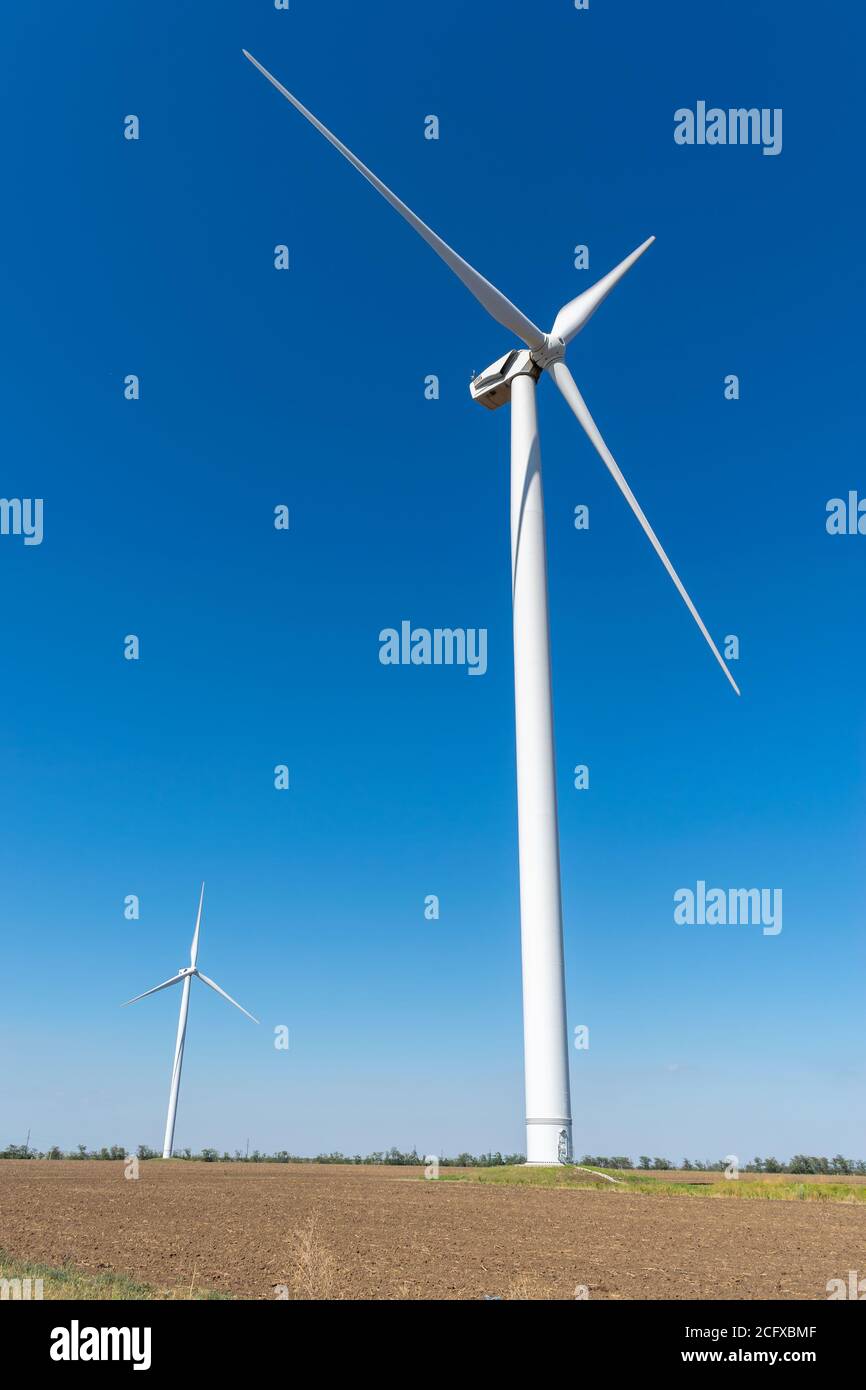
(281, 1214, 340, 1300)
(500, 1273, 562, 1300)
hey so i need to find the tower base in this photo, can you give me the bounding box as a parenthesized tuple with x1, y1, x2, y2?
(525, 1119, 572, 1166)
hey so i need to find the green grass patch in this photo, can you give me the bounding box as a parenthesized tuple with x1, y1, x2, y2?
(439, 1167, 866, 1203)
(0, 1251, 231, 1300)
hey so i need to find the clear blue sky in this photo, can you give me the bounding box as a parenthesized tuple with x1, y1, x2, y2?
(1, 0, 864, 1162)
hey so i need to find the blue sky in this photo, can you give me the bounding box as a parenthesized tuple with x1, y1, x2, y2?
(1, 0, 864, 1161)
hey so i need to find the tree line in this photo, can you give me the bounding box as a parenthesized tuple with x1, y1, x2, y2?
(579, 1154, 866, 1175)
(0, 1143, 524, 1166)
(2, 1143, 864, 1174)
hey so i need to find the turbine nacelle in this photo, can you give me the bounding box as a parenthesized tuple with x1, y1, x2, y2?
(470, 334, 567, 411)
(470, 349, 538, 410)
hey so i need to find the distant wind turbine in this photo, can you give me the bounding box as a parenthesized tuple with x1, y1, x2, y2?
(123, 883, 258, 1159)
(242, 52, 738, 1165)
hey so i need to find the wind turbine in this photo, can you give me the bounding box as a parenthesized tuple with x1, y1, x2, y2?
(242, 51, 739, 1165)
(123, 883, 258, 1159)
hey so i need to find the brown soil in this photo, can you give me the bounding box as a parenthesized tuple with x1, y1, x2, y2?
(0, 1161, 862, 1300)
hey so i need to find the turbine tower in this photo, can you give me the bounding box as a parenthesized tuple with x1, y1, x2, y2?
(123, 883, 258, 1159)
(243, 52, 739, 1165)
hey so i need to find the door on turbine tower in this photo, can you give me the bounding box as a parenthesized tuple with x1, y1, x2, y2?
(557, 1129, 571, 1163)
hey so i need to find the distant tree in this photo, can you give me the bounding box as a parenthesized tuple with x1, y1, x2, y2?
(638, 1155, 652, 1169)
(652, 1157, 672, 1171)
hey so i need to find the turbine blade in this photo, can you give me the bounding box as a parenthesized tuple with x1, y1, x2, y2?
(122, 973, 186, 1007)
(242, 50, 546, 350)
(550, 360, 740, 696)
(195, 971, 259, 1024)
(190, 882, 205, 967)
(551, 237, 655, 346)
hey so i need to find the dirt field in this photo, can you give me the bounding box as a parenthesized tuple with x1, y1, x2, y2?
(1, 1161, 863, 1300)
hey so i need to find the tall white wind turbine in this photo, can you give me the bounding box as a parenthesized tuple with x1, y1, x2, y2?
(123, 883, 258, 1159)
(243, 52, 739, 1165)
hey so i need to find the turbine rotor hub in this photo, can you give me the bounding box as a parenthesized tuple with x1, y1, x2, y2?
(531, 334, 565, 371)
